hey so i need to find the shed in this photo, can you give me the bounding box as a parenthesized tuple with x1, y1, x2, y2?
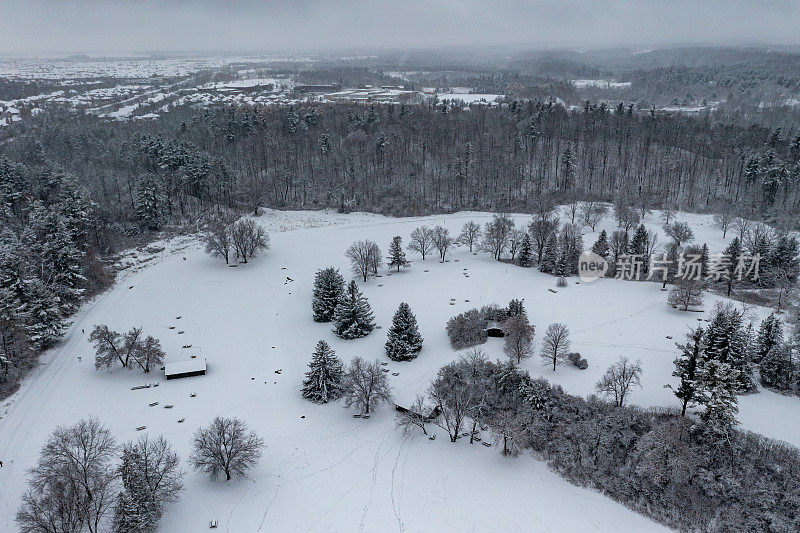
(485, 321, 505, 338)
(165, 358, 207, 380)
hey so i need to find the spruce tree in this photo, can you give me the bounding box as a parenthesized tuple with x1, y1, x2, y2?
(700, 243, 710, 279)
(302, 340, 344, 403)
(517, 233, 533, 267)
(702, 306, 754, 392)
(312, 267, 345, 322)
(507, 298, 526, 318)
(538, 234, 557, 274)
(591, 230, 609, 258)
(332, 280, 375, 339)
(755, 313, 783, 363)
(385, 302, 423, 361)
(671, 326, 704, 416)
(695, 359, 740, 437)
(386, 236, 410, 272)
(759, 344, 796, 392)
(21, 279, 64, 350)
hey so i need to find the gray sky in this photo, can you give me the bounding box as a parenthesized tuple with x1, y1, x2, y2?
(2, 0, 800, 55)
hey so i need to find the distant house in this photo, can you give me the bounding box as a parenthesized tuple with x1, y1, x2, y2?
(165, 358, 206, 380)
(485, 321, 505, 338)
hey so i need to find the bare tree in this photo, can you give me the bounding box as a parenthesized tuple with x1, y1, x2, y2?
(91, 325, 143, 370)
(408, 226, 434, 260)
(132, 335, 165, 373)
(528, 211, 559, 263)
(663, 221, 694, 248)
(202, 219, 233, 264)
(17, 418, 117, 533)
(713, 209, 734, 239)
(481, 213, 514, 260)
(395, 395, 430, 436)
(595, 357, 643, 407)
(580, 202, 608, 231)
(230, 219, 269, 263)
(659, 203, 677, 225)
(668, 278, 705, 311)
(429, 361, 471, 442)
(540, 323, 570, 371)
(190, 417, 264, 481)
(732, 217, 753, 243)
(114, 434, 184, 530)
(342, 357, 392, 414)
(503, 314, 535, 364)
(431, 225, 454, 261)
(456, 221, 482, 252)
(346, 240, 375, 282)
(366, 240, 382, 277)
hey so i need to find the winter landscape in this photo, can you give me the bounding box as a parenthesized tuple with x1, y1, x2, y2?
(3, 2, 800, 532)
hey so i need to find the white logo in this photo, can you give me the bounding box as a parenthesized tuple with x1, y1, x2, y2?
(578, 251, 608, 282)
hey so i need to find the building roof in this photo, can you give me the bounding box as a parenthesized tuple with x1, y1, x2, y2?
(165, 358, 206, 376)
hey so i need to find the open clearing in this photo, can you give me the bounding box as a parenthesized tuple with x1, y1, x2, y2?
(0, 208, 791, 532)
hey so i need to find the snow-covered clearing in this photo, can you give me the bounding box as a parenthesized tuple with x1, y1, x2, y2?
(0, 208, 791, 531)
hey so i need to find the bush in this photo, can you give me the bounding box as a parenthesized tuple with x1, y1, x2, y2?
(446, 309, 487, 349)
(566, 352, 588, 370)
(556, 276, 567, 288)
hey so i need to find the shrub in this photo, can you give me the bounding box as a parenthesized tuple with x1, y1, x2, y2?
(566, 352, 588, 370)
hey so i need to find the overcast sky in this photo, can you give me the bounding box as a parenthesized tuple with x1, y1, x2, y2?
(2, 0, 799, 55)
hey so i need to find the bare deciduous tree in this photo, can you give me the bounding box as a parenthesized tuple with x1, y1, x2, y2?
(190, 417, 264, 481)
(456, 221, 481, 252)
(346, 240, 379, 282)
(503, 314, 535, 364)
(431, 225, 454, 261)
(230, 219, 269, 263)
(202, 218, 233, 264)
(595, 357, 643, 407)
(408, 226, 434, 260)
(481, 214, 514, 260)
(342, 357, 392, 414)
(16, 418, 117, 533)
(395, 395, 430, 436)
(663, 221, 694, 248)
(540, 323, 570, 371)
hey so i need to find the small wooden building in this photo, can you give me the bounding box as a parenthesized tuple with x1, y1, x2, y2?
(165, 358, 207, 380)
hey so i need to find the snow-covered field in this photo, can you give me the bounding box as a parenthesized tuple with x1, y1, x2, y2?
(0, 208, 793, 531)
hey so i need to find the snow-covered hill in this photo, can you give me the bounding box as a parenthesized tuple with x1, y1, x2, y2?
(0, 208, 792, 532)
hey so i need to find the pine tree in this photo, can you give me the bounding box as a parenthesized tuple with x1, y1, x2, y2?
(385, 302, 423, 361)
(516, 233, 533, 267)
(755, 313, 783, 363)
(302, 340, 344, 403)
(20, 279, 64, 351)
(113, 489, 154, 533)
(591, 230, 609, 258)
(671, 326, 704, 416)
(507, 298, 526, 317)
(386, 236, 410, 272)
(702, 307, 754, 393)
(332, 280, 375, 339)
(136, 175, 161, 231)
(538, 234, 557, 273)
(759, 344, 796, 392)
(695, 359, 740, 437)
(312, 267, 345, 322)
(700, 243, 710, 279)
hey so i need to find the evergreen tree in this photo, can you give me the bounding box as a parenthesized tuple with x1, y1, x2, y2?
(591, 229, 609, 258)
(702, 307, 754, 393)
(759, 344, 796, 392)
(755, 313, 783, 363)
(538, 234, 557, 274)
(722, 237, 742, 296)
(113, 489, 154, 533)
(385, 302, 423, 361)
(312, 267, 345, 322)
(695, 359, 740, 437)
(700, 243, 710, 279)
(302, 340, 344, 403)
(21, 279, 64, 351)
(671, 326, 704, 416)
(136, 175, 162, 231)
(507, 298, 526, 318)
(386, 236, 410, 272)
(516, 233, 533, 267)
(332, 280, 375, 339)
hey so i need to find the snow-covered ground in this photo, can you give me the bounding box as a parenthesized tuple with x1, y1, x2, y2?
(0, 208, 791, 531)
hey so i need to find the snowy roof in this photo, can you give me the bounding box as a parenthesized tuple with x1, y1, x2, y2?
(164, 358, 206, 376)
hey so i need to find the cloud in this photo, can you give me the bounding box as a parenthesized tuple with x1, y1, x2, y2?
(1, 0, 798, 55)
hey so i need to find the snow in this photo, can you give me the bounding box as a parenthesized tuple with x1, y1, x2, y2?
(0, 207, 791, 531)
(572, 79, 632, 89)
(438, 93, 503, 104)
